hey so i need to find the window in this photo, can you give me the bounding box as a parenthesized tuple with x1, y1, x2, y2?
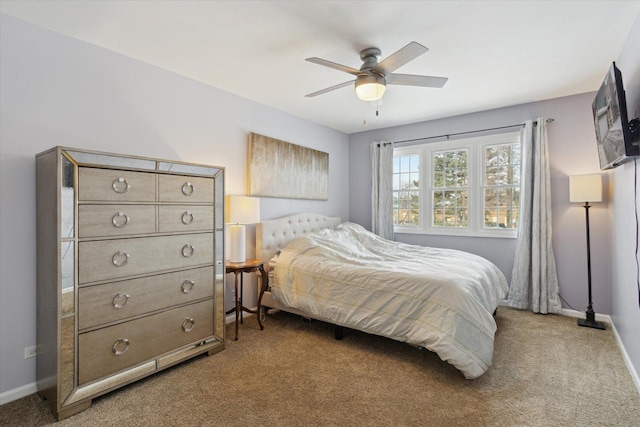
(392, 154, 420, 226)
(432, 149, 468, 228)
(393, 132, 521, 238)
(484, 144, 521, 230)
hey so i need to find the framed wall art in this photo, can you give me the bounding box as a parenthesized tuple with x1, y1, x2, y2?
(248, 133, 329, 200)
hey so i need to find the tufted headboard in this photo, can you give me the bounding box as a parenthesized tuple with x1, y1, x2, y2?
(256, 212, 341, 269)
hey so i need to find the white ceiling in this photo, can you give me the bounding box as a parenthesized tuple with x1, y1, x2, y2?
(2, 1, 639, 134)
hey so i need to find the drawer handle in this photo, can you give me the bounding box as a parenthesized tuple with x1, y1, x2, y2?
(112, 177, 130, 194)
(112, 211, 130, 228)
(181, 244, 195, 258)
(112, 293, 130, 309)
(182, 318, 195, 332)
(181, 280, 195, 294)
(181, 211, 195, 225)
(112, 338, 129, 356)
(112, 251, 130, 267)
(182, 182, 194, 196)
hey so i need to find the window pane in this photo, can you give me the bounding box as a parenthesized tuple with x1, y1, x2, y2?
(433, 209, 444, 226)
(511, 209, 519, 228)
(486, 147, 498, 164)
(457, 191, 468, 208)
(485, 167, 497, 186)
(400, 156, 410, 172)
(400, 174, 410, 189)
(445, 169, 456, 187)
(512, 165, 521, 185)
(409, 172, 419, 189)
(512, 189, 520, 208)
(410, 155, 419, 171)
(433, 190, 444, 207)
(497, 188, 508, 207)
(434, 171, 444, 187)
(393, 173, 400, 190)
(485, 209, 497, 227)
(457, 171, 467, 186)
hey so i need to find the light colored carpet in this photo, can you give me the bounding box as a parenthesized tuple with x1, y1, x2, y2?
(1, 307, 639, 426)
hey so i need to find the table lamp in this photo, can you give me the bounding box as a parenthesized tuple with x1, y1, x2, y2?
(226, 195, 260, 263)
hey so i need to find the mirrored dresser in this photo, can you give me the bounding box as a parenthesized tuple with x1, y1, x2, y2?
(36, 147, 225, 420)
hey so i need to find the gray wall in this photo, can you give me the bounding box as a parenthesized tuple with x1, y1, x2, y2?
(349, 92, 610, 312)
(611, 11, 640, 389)
(0, 14, 349, 397)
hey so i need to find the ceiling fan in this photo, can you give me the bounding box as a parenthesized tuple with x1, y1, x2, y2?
(305, 41, 448, 102)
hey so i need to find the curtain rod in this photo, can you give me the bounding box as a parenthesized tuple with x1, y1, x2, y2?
(390, 118, 555, 146)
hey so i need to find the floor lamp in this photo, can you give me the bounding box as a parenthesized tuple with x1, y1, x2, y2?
(226, 195, 260, 263)
(569, 174, 605, 330)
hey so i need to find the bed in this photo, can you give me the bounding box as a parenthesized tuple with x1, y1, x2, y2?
(256, 212, 509, 379)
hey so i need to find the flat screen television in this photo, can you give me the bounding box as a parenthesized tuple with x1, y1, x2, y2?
(592, 61, 640, 170)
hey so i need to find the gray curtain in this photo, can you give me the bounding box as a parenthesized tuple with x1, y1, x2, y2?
(371, 141, 394, 240)
(508, 118, 562, 314)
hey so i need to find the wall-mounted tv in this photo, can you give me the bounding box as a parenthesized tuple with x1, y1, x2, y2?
(592, 62, 640, 170)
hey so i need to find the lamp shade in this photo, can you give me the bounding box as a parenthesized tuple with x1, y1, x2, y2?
(225, 196, 260, 263)
(569, 174, 603, 203)
(226, 195, 260, 224)
(355, 75, 386, 101)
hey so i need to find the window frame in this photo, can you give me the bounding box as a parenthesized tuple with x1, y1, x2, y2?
(393, 131, 521, 239)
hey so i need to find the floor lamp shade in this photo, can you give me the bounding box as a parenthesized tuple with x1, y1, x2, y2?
(569, 174, 605, 330)
(226, 196, 260, 263)
(569, 174, 602, 203)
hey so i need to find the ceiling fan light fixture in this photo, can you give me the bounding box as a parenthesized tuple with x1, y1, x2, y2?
(355, 75, 386, 101)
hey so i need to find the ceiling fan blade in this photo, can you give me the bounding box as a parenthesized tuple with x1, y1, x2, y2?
(386, 73, 448, 88)
(305, 80, 355, 97)
(306, 57, 364, 76)
(374, 42, 429, 75)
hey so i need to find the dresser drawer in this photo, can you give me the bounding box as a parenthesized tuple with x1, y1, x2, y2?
(158, 174, 213, 203)
(79, 168, 155, 202)
(78, 233, 214, 284)
(78, 266, 214, 330)
(78, 205, 156, 238)
(78, 300, 214, 384)
(158, 205, 214, 233)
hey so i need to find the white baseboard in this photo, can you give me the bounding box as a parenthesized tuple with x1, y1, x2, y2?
(559, 307, 611, 323)
(0, 382, 37, 405)
(608, 319, 640, 396)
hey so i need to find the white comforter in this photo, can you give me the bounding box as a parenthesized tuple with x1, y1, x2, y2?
(271, 222, 509, 379)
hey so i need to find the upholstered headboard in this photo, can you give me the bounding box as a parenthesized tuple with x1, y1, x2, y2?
(256, 212, 341, 268)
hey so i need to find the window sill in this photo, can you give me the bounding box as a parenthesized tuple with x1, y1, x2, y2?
(394, 227, 518, 239)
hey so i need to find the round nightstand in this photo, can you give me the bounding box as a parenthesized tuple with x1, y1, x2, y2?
(225, 259, 268, 340)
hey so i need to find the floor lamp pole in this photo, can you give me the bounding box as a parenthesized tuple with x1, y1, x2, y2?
(577, 201, 605, 330)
